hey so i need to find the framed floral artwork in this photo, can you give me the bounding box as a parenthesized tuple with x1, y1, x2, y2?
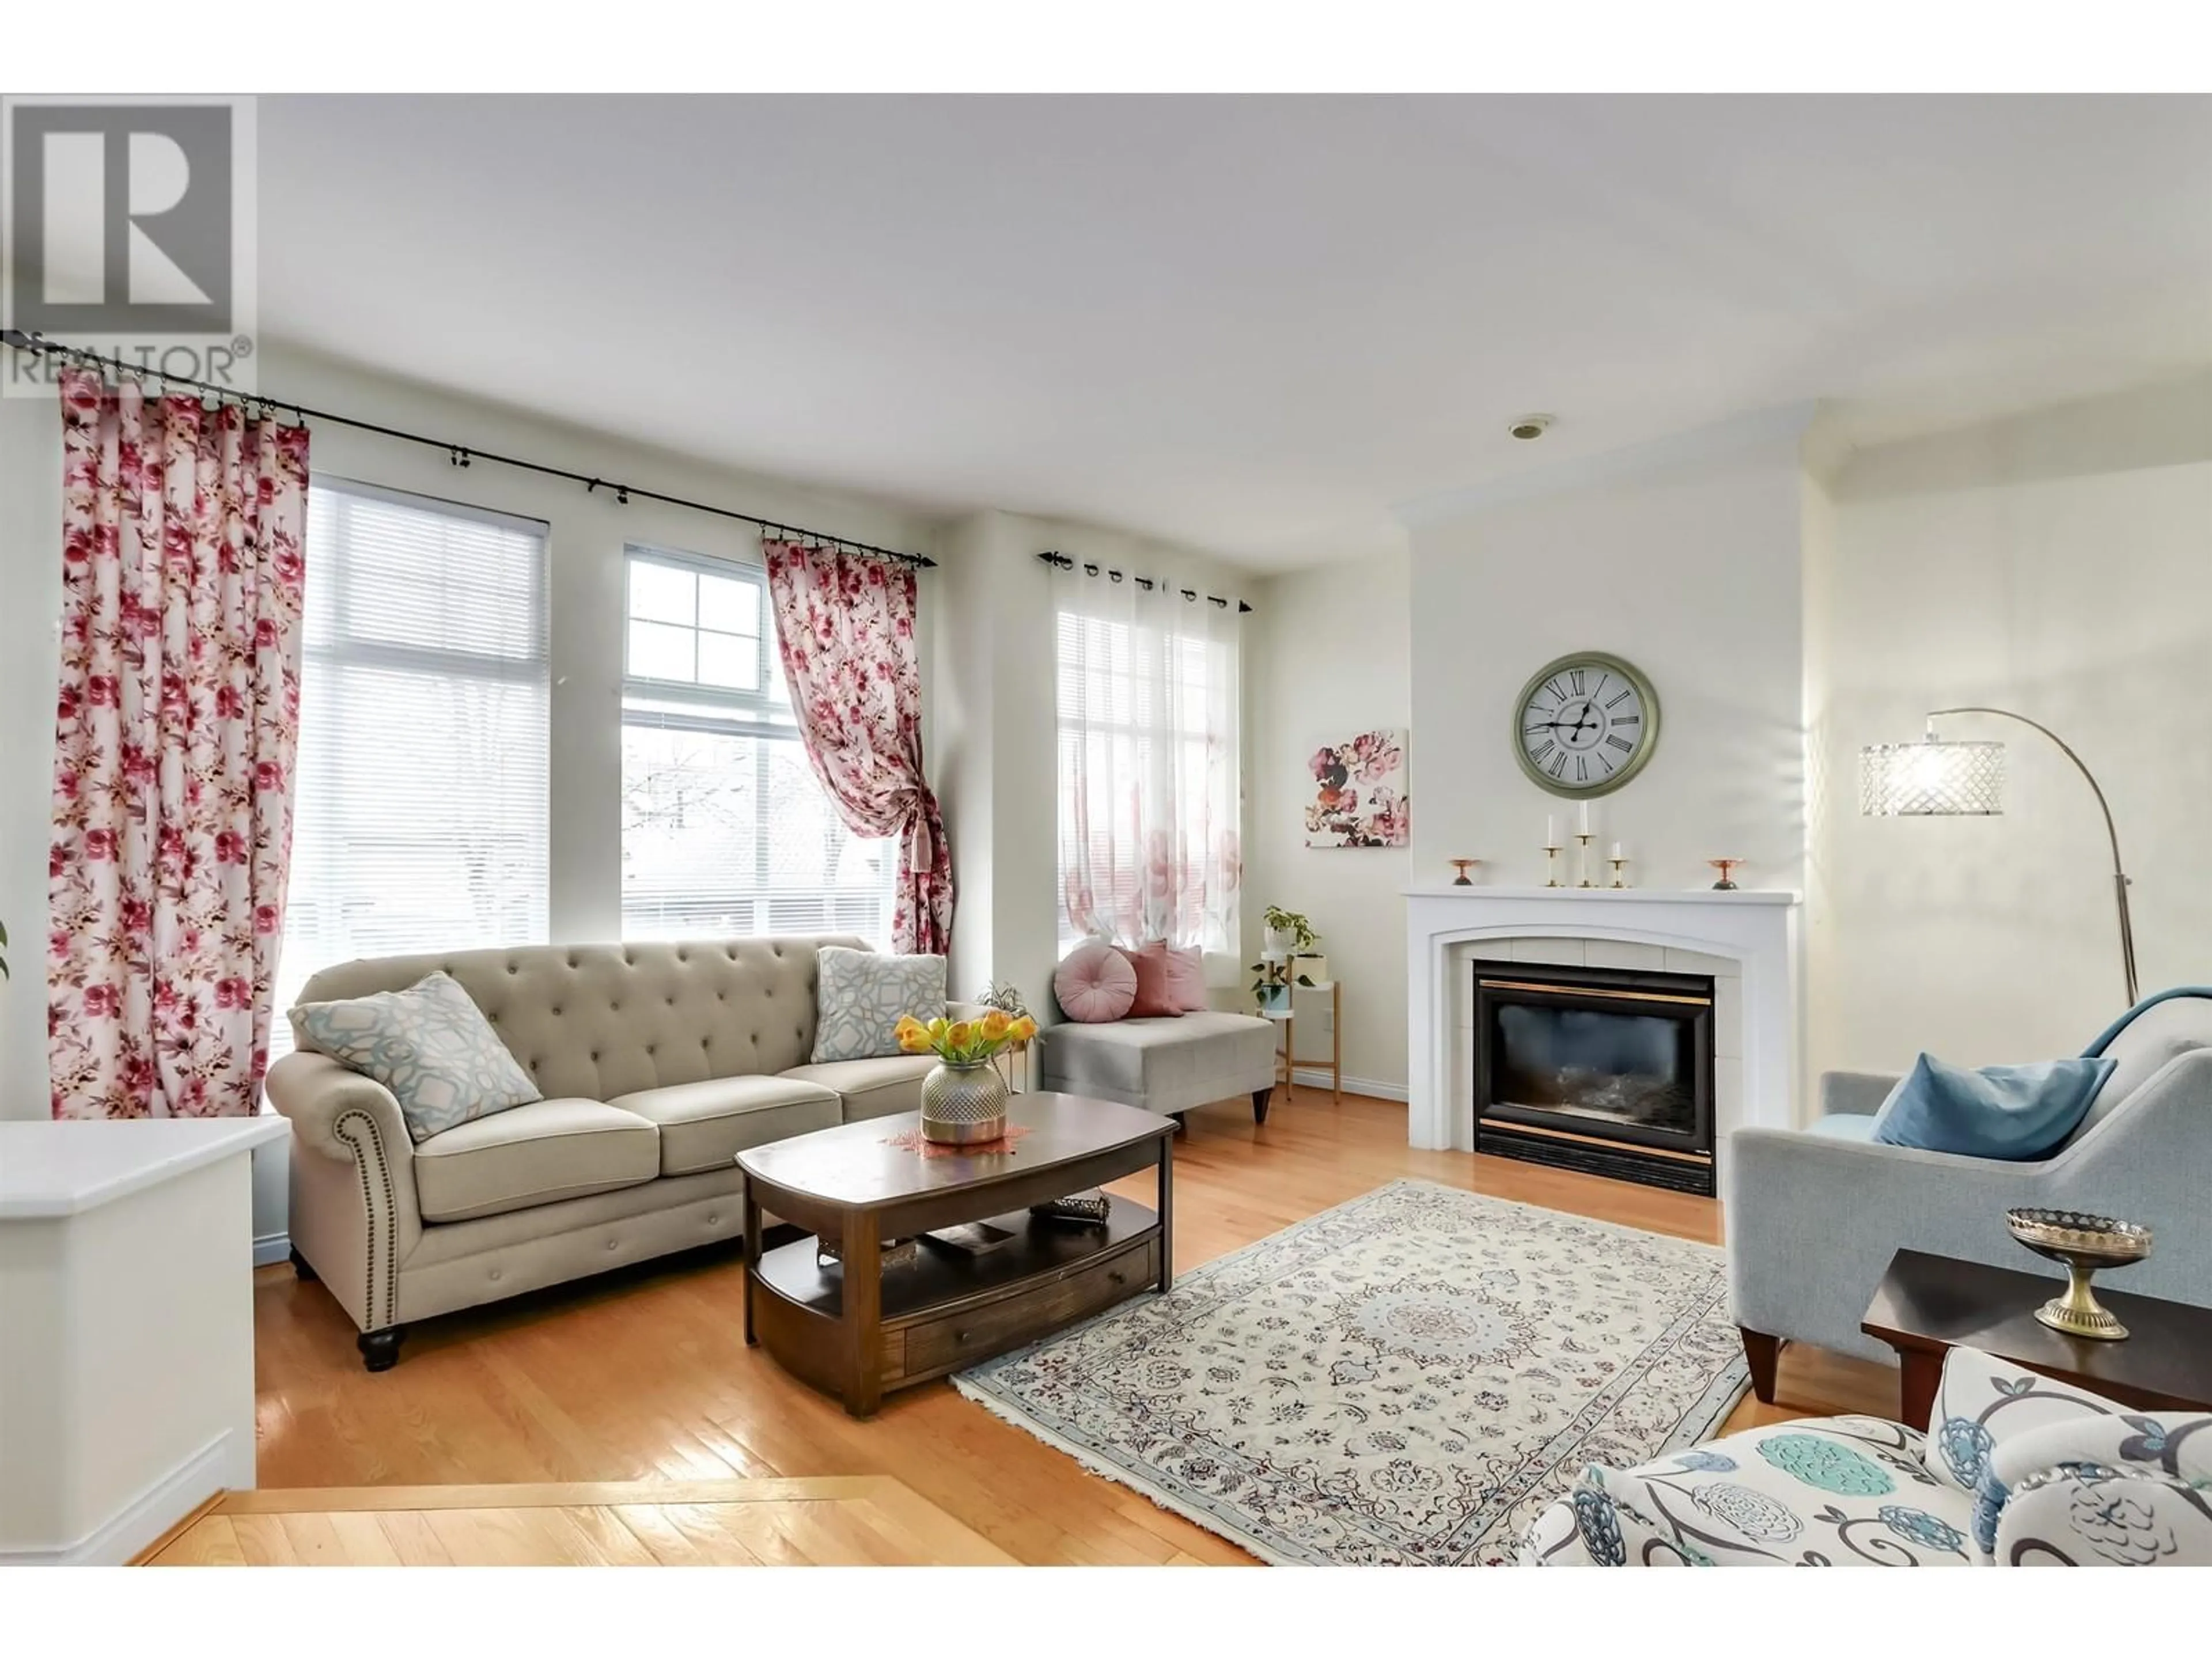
(1305, 729, 1409, 848)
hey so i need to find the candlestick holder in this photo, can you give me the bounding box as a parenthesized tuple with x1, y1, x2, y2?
(1543, 846, 1563, 888)
(1574, 833, 1596, 888)
(1709, 858, 1743, 891)
(1449, 858, 1482, 887)
(1609, 857, 1630, 888)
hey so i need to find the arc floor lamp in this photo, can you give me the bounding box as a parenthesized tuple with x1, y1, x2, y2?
(1860, 706, 2138, 1007)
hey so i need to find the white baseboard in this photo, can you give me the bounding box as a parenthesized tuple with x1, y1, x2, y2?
(1290, 1069, 1408, 1103)
(0, 1429, 242, 1566)
(252, 1230, 291, 1268)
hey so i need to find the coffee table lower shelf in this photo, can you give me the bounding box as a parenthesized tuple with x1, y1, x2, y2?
(750, 1204, 1161, 1406)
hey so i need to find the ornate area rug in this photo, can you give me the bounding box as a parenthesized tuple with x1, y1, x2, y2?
(953, 1179, 1748, 1564)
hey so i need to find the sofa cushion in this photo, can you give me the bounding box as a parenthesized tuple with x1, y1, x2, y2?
(1804, 1113, 1880, 1142)
(1164, 944, 1210, 1013)
(781, 1054, 938, 1122)
(1569, 1415, 1968, 1566)
(811, 946, 947, 1063)
(1035, 1010, 1275, 1113)
(1054, 942, 1137, 1024)
(414, 1099, 660, 1223)
(1870, 1052, 2111, 1161)
(290, 970, 542, 1142)
(1122, 941, 1183, 1018)
(609, 1075, 842, 1176)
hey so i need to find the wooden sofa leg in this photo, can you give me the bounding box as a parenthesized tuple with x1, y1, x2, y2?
(1252, 1087, 1272, 1126)
(289, 1246, 318, 1282)
(1740, 1327, 1781, 1404)
(358, 1327, 406, 1373)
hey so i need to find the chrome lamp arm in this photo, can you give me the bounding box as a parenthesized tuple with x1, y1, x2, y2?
(1928, 706, 2139, 1006)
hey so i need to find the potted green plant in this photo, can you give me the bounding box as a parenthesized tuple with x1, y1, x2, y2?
(1251, 907, 1323, 1013)
(1260, 905, 1317, 956)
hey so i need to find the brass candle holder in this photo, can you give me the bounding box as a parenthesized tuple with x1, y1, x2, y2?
(1543, 846, 1563, 888)
(1708, 858, 1743, 891)
(1609, 857, 1630, 888)
(1575, 833, 1595, 888)
(1449, 858, 1482, 887)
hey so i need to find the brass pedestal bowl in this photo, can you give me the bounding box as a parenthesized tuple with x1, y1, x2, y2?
(2005, 1209, 2153, 1341)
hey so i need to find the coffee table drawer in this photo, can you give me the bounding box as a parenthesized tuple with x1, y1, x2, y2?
(901, 1236, 1159, 1380)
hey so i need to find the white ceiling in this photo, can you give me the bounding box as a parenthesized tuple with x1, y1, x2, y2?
(260, 95, 2212, 571)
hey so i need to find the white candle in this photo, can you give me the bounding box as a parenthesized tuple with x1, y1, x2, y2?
(1546, 815, 1558, 847)
(1578, 802, 1590, 835)
(1611, 841, 1623, 859)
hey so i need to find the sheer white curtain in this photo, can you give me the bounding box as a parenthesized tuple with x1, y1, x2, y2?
(1054, 565, 1242, 953)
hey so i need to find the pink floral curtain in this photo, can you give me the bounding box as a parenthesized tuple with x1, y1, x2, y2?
(763, 541, 952, 956)
(48, 369, 309, 1118)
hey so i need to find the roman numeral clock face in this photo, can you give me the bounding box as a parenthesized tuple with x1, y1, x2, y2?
(1513, 653, 1661, 797)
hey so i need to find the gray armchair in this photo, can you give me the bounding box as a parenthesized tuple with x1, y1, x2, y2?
(1725, 995, 2212, 1396)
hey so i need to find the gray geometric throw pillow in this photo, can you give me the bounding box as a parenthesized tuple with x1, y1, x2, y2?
(289, 971, 543, 1142)
(812, 946, 947, 1063)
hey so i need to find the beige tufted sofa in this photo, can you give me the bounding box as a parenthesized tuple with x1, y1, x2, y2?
(268, 935, 974, 1371)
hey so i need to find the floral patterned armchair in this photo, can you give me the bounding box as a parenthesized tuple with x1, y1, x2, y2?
(1520, 1346, 2211, 1566)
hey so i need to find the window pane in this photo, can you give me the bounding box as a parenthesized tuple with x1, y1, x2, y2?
(698, 571, 759, 636)
(628, 559, 696, 626)
(620, 717, 894, 948)
(696, 629, 759, 691)
(628, 619, 696, 683)
(277, 482, 550, 1059)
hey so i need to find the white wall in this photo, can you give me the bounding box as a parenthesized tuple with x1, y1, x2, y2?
(1247, 549, 1412, 1093)
(1811, 374, 2212, 1072)
(1406, 412, 1812, 895)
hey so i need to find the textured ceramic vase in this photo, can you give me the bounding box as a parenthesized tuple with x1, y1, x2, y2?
(921, 1058, 1009, 1146)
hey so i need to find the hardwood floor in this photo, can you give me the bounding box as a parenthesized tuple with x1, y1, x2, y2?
(142, 1478, 1014, 1566)
(251, 1092, 1897, 1565)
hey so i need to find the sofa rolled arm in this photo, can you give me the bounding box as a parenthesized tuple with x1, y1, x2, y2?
(1996, 1465, 2212, 1566)
(265, 1051, 423, 1327)
(267, 1050, 414, 1172)
(1819, 1070, 1899, 1118)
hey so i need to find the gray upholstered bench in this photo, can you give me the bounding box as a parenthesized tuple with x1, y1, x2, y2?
(1034, 1011, 1279, 1123)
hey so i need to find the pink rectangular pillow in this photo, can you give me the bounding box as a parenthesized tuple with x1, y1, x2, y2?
(1123, 941, 1184, 1019)
(1164, 944, 1210, 1013)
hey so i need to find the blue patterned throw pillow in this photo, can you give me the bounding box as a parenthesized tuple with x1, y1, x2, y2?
(290, 971, 542, 1142)
(812, 946, 946, 1063)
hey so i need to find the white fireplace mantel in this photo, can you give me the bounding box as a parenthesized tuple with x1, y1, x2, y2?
(1403, 884, 1804, 1154)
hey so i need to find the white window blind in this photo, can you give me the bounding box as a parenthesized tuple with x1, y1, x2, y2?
(619, 547, 895, 946)
(274, 479, 550, 1047)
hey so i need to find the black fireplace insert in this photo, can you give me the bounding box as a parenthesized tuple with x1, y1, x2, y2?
(1471, 958, 1716, 1195)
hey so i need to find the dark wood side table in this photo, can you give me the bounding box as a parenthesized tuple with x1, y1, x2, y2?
(1861, 1248, 2212, 1430)
(737, 1093, 1177, 1419)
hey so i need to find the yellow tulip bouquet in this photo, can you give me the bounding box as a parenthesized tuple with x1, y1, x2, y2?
(894, 1009, 1037, 1065)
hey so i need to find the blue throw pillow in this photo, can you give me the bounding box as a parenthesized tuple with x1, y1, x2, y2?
(1870, 1052, 2115, 1161)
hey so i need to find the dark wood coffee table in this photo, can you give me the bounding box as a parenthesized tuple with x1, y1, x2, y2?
(1861, 1248, 2212, 1430)
(736, 1093, 1177, 1418)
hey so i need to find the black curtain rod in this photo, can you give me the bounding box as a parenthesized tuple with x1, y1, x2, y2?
(1, 329, 935, 570)
(1037, 550, 1252, 613)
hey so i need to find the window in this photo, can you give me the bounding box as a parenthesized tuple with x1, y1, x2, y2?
(620, 548, 895, 946)
(1054, 582, 1241, 954)
(275, 480, 550, 1049)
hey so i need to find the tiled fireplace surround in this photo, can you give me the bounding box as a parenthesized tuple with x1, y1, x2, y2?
(1404, 886, 1804, 1164)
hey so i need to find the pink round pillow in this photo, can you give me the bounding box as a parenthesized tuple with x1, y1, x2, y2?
(1054, 942, 1138, 1023)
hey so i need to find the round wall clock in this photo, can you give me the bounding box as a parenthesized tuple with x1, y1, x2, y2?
(1511, 651, 1661, 798)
